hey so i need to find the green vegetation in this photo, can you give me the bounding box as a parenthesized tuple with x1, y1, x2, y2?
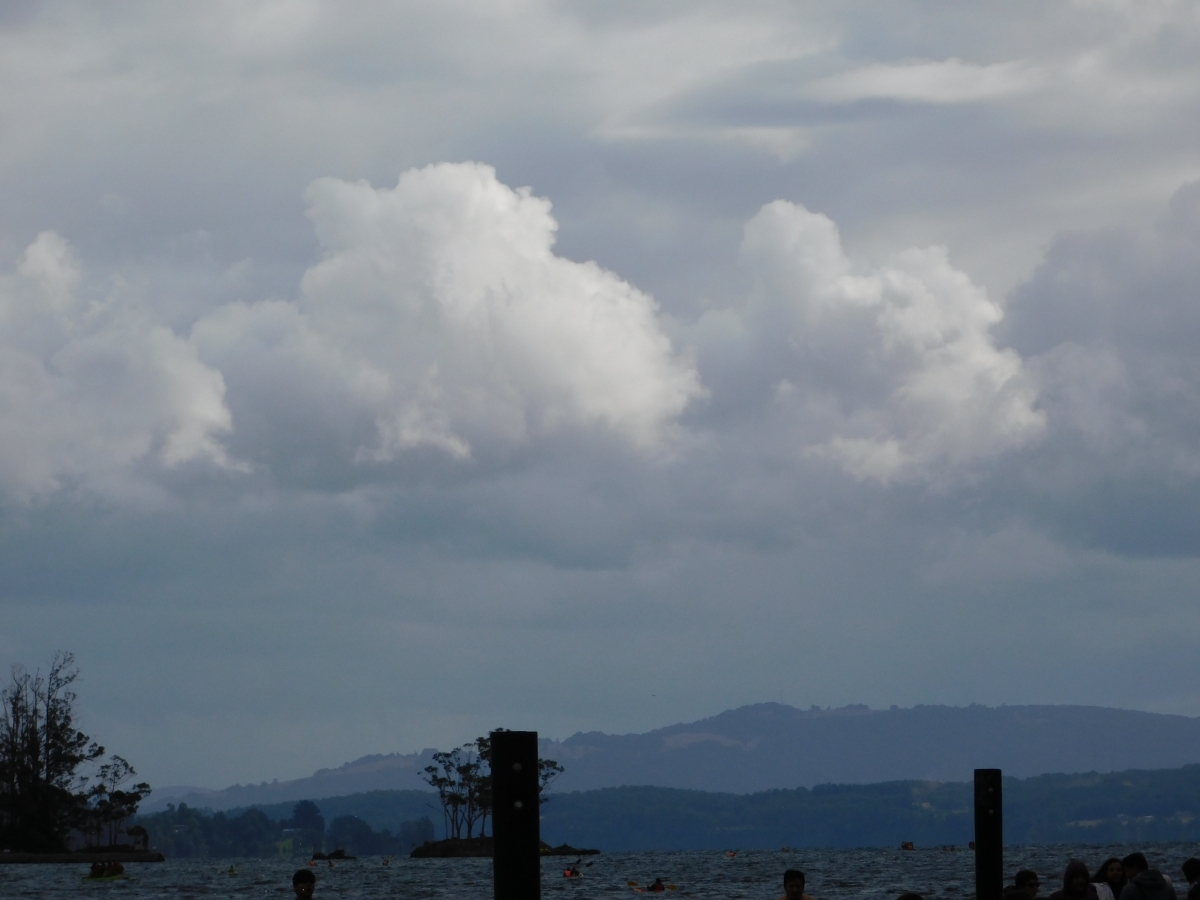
(137, 799, 435, 858)
(0, 652, 151, 852)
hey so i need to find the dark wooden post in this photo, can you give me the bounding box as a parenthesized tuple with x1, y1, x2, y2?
(492, 730, 541, 900)
(975, 768, 1003, 900)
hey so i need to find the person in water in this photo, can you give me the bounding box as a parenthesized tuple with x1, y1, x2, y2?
(647, 878, 666, 892)
(781, 868, 817, 900)
(1014, 871, 1043, 899)
(1180, 859, 1200, 900)
(1095, 858, 1127, 900)
(1119, 853, 1177, 900)
(1051, 861, 1099, 900)
(293, 868, 317, 900)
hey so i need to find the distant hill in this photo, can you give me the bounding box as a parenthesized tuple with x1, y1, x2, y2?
(144, 703, 1200, 812)
(544, 703, 1200, 793)
(142, 750, 441, 813)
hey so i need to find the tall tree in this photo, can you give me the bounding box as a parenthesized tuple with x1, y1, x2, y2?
(537, 756, 564, 803)
(287, 800, 325, 854)
(0, 652, 105, 851)
(422, 747, 471, 839)
(85, 755, 151, 846)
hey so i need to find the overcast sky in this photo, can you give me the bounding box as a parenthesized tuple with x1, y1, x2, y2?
(3, 0, 1200, 790)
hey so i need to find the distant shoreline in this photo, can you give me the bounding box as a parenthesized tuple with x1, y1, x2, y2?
(410, 837, 600, 858)
(0, 850, 166, 864)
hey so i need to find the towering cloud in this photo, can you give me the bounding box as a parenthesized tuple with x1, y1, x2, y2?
(194, 163, 703, 481)
(697, 200, 1044, 482)
(296, 162, 704, 460)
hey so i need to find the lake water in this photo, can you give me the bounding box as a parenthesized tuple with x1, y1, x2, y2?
(2, 843, 1197, 899)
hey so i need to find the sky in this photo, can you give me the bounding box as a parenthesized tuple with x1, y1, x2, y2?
(2, 0, 1200, 791)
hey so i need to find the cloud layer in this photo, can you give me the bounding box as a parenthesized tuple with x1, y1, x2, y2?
(2, 1, 1200, 791)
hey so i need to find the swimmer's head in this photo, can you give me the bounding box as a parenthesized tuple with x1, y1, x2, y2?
(293, 868, 316, 899)
(784, 869, 807, 899)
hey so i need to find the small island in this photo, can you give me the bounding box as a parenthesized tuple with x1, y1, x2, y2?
(410, 837, 599, 858)
(407, 733, 596, 859)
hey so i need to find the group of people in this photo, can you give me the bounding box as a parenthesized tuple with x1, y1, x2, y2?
(782, 854, 1200, 900)
(85, 860, 126, 879)
(1002, 853, 1200, 900)
(288, 856, 1200, 899)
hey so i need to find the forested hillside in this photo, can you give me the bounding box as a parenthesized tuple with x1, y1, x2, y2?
(538, 766, 1200, 850)
(149, 764, 1200, 853)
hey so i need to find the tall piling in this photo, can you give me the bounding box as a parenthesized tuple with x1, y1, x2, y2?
(974, 768, 1003, 900)
(492, 730, 541, 900)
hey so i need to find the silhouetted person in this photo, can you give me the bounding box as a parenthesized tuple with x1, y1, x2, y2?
(1096, 858, 1127, 900)
(1015, 871, 1043, 899)
(781, 869, 817, 900)
(898, 893, 924, 900)
(293, 868, 316, 900)
(1180, 859, 1200, 900)
(1051, 861, 1098, 900)
(1119, 853, 1176, 900)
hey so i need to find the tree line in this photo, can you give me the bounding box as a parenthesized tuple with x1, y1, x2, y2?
(0, 653, 151, 852)
(535, 765, 1200, 851)
(419, 730, 563, 841)
(136, 799, 435, 858)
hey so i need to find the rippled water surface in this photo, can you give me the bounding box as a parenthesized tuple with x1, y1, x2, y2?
(3, 843, 1196, 899)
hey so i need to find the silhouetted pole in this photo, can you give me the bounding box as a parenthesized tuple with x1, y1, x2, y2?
(492, 730, 541, 900)
(975, 768, 1003, 900)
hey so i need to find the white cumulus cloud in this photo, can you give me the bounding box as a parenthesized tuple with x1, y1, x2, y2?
(194, 162, 703, 474)
(0, 231, 236, 500)
(699, 200, 1044, 482)
(297, 162, 702, 458)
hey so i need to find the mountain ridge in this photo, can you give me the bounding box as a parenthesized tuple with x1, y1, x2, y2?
(143, 702, 1200, 812)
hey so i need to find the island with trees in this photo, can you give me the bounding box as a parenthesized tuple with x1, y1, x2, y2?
(0, 652, 161, 862)
(410, 731, 597, 858)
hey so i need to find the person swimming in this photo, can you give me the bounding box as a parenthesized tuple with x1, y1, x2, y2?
(780, 868, 817, 900)
(293, 868, 316, 900)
